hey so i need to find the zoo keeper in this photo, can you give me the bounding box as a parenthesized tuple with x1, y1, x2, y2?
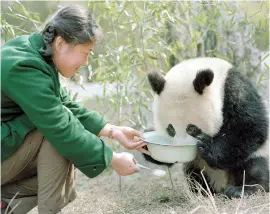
(1, 4, 150, 214)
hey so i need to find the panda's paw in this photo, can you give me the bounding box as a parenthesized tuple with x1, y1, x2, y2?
(224, 186, 242, 199)
(197, 142, 207, 152)
(224, 185, 266, 199)
(197, 142, 216, 164)
(186, 124, 202, 137)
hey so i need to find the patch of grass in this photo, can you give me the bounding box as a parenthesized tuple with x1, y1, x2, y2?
(27, 164, 270, 214)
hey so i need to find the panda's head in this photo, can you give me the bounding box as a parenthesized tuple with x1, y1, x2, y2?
(148, 57, 232, 141)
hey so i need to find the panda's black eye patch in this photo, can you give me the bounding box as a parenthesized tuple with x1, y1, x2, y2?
(167, 124, 176, 137)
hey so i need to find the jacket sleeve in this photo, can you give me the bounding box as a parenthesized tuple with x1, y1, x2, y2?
(60, 87, 107, 136)
(2, 61, 113, 178)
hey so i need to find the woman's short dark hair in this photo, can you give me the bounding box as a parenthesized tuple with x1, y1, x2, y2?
(40, 4, 103, 59)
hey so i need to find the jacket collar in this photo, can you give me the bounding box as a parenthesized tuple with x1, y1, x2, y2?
(28, 32, 56, 70)
(28, 32, 45, 52)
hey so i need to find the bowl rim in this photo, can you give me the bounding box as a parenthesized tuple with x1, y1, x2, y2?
(142, 131, 197, 146)
(147, 142, 197, 147)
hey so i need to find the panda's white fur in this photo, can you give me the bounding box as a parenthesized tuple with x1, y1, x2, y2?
(153, 57, 232, 140)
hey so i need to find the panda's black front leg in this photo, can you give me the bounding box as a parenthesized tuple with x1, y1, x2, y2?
(186, 124, 217, 168)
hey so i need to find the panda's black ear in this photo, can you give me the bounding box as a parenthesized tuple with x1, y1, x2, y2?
(193, 69, 214, 95)
(148, 72, 166, 95)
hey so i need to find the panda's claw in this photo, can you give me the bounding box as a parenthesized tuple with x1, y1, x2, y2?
(197, 142, 216, 166)
(197, 142, 205, 150)
(197, 142, 208, 155)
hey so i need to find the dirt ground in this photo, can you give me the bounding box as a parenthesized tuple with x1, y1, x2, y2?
(28, 161, 270, 214)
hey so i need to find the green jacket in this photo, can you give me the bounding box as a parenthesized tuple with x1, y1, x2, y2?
(1, 32, 113, 178)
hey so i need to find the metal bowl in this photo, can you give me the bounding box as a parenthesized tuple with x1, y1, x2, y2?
(143, 131, 197, 163)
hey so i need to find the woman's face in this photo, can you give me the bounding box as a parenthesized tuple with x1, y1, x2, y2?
(52, 36, 95, 78)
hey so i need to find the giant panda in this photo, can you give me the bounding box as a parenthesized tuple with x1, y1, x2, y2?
(144, 57, 269, 198)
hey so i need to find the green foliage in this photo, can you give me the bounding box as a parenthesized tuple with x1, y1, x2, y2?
(1, 1, 41, 41)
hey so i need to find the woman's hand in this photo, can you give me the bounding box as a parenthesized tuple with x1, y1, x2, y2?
(98, 124, 151, 155)
(111, 152, 139, 176)
(112, 126, 151, 155)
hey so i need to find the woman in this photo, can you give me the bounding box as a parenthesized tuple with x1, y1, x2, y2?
(1, 4, 150, 214)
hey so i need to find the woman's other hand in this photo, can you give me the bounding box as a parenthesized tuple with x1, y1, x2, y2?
(111, 152, 139, 176)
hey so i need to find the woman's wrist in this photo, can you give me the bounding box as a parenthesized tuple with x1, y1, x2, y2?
(111, 152, 119, 167)
(98, 123, 117, 138)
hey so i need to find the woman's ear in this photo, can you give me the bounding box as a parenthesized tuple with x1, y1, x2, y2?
(53, 36, 67, 54)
